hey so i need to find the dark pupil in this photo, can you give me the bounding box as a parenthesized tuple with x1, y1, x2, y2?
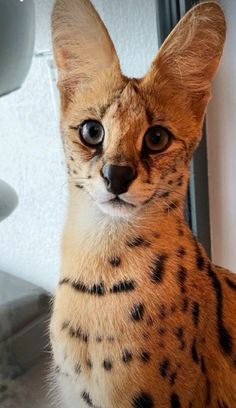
(150, 131, 162, 144)
(88, 124, 100, 138)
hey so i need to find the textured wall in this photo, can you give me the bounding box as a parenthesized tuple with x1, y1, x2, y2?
(207, 0, 236, 272)
(0, 0, 158, 292)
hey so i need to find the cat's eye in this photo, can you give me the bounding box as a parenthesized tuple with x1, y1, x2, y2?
(79, 120, 104, 147)
(143, 126, 172, 153)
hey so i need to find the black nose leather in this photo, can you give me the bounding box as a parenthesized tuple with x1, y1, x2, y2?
(101, 164, 137, 195)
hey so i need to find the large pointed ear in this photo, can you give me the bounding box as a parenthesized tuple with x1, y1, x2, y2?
(143, 1, 226, 120)
(52, 0, 120, 109)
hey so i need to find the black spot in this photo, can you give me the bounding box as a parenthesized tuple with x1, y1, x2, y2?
(76, 184, 84, 189)
(194, 238, 205, 270)
(81, 391, 93, 407)
(171, 393, 181, 408)
(200, 356, 206, 374)
(122, 350, 133, 363)
(60, 277, 107, 296)
(191, 339, 199, 364)
(157, 304, 167, 320)
(225, 277, 236, 292)
(181, 297, 189, 313)
(111, 280, 136, 293)
(74, 363, 81, 374)
(192, 302, 200, 327)
(171, 303, 177, 313)
(169, 371, 177, 386)
(103, 359, 112, 371)
(150, 254, 168, 284)
(107, 336, 115, 343)
(177, 246, 186, 258)
(130, 303, 145, 322)
(61, 320, 70, 330)
(158, 327, 166, 336)
(159, 358, 170, 377)
(96, 335, 102, 343)
(177, 265, 187, 294)
(87, 359, 93, 369)
(108, 256, 121, 267)
(174, 327, 185, 350)
(127, 236, 150, 248)
(132, 392, 154, 408)
(89, 282, 106, 296)
(168, 180, 173, 185)
(207, 264, 233, 355)
(160, 191, 170, 198)
(165, 201, 179, 213)
(140, 351, 151, 363)
(73, 169, 77, 175)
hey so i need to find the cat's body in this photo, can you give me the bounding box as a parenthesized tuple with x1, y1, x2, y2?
(50, 1, 236, 407)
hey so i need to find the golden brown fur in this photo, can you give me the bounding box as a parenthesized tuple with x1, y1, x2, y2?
(50, 1, 236, 407)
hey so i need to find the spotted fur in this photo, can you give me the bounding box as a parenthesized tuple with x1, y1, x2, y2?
(50, 1, 236, 407)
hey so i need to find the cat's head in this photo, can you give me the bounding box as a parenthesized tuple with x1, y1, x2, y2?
(52, 0, 226, 218)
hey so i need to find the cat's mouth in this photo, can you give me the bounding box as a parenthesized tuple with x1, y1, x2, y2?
(108, 196, 136, 208)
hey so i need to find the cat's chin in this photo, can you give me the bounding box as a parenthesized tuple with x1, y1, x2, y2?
(96, 198, 138, 218)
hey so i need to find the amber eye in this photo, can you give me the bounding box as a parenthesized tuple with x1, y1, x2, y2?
(144, 126, 172, 153)
(79, 120, 104, 147)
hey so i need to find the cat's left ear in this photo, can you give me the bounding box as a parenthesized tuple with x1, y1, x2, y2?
(143, 1, 226, 120)
(52, 0, 121, 110)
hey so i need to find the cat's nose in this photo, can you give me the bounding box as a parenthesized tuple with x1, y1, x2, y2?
(101, 164, 137, 195)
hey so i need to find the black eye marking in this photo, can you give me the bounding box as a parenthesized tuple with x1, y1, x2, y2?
(108, 256, 121, 267)
(177, 266, 187, 294)
(110, 280, 136, 294)
(191, 339, 199, 364)
(174, 327, 186, 350)
(192, 302, 200, 327)
(225, 277, 236, 292)
(122, 350, 133, 363)
(207, 264, 233, 355)
(171, 393, 182, 408)
(127, 236, 150, 248)
(103, 359, 112, 371)
(159, 358, 170, 377)
(132, 392, 154, 408)
(130, 303, 145, 322)
(150, 254, 168, 284)
(140, 351, 151, 363)
(142, 125, 172, 154)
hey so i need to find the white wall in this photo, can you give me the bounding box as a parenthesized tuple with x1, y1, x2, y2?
(207, 0, 236, 272)
(0, 0, 158, 292)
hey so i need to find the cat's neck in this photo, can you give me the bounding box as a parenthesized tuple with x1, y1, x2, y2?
(62, 186, 189, 255)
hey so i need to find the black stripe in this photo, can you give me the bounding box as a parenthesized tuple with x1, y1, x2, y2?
(110, 280, 136, 293)
(225, 277, 236, 292)
(207, 264, 233, 355)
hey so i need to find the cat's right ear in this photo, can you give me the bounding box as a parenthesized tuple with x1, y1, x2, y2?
(52, 0, 120, 110)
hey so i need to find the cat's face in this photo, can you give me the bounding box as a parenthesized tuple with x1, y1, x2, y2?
(52, 0, 226, 218)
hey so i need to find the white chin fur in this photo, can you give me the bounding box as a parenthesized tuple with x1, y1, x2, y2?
(96, 201, 138, 218)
